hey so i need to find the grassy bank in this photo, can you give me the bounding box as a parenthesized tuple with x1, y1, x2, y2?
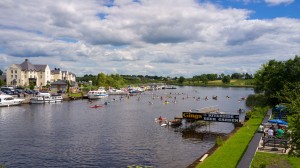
(251, 152, 300, 168)
(196, 107, 268, 168)
(184, 79, 255, 87)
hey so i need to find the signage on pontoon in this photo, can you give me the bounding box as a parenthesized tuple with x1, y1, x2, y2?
(182, 112, 239, 123)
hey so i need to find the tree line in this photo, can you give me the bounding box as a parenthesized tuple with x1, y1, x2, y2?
(253, 55, 300, 157)
(76, 72, 254, 88)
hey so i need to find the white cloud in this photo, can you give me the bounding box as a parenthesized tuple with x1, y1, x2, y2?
(0, 0, 299, 77)
(265, 0, 294, 6)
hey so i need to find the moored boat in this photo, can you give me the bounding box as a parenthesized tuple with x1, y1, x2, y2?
(107, 88, 129, 95)
(30, 93, 55, 104)
(87, 87, 108, 99)
(0, 94, 24, 107)
(51, 94, 63, 102)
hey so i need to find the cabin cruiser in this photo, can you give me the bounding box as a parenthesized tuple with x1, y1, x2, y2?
(87, 87, 108, 99)
(107, 88, 129, 95)
(30, 93, 55, 104)
(51, 94, 63, 102)
(0, 94, 24, 107)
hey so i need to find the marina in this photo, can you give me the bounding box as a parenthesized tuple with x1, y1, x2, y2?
(0, 86, 253, 168)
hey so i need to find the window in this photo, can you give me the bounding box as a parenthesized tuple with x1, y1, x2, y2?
(15, 75, 17, 78)
(11, 70, 13, 73)
(40, 76, 42, 78)
(11, 75, 13, 78)
(15, 70, 17, 73)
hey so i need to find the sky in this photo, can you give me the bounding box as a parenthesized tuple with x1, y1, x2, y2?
(0, 0, 299, 77)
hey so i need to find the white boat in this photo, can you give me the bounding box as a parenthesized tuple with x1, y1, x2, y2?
(0, 94, 24, 107)
(87, 87, 108, 99)
(107, 88, 129, 95)
(30, 93, 55, 104)
(52, 95, 63, 102)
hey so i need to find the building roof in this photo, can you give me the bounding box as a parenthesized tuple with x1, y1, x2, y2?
(35, 65, 47, 71)
(17, 59, 48, 72)
(19, 59, 37, 71)
(51, 70, 61, 74)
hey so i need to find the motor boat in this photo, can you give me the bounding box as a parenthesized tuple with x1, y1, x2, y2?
(87, 87, 108, 99)
(0, 94, 24, 107)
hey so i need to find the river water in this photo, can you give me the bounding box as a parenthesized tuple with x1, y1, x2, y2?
(0, 86, 253, 168)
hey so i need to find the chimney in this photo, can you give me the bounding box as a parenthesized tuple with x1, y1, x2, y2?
(25, 59, 28, 61)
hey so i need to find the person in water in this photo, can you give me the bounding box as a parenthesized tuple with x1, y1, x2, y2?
(159, 116, 163, 120)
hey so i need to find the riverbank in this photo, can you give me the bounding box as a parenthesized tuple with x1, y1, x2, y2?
(182, 79, 254, 88)
(187, 126, 241, 168)
(194, 107, 267, 168)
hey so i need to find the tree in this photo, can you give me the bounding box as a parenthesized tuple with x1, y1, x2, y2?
(67, 80, 70, 93)
(178, 76, 185, 85)
(254, 56, 300, 156)
(206, 74, 218, 81)
(231, 73, 243, 79)
(222, 75, 231, 84)
(245, 73, 253, 79)
(97, 72, 107, 87)
(0, 69, 3, 75)
(254, 56, 300, 104)
(219, 73, 225, 80)
(29, 81, 35, 90)
(0, 80, 3, 87)
(200, 75, 208, 85)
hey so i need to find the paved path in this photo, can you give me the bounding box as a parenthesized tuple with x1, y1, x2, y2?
(236, 109, 272, 168)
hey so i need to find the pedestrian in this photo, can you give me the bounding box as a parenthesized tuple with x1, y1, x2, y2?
(277, 128, 284, 138)
(268, 127, 274, 137)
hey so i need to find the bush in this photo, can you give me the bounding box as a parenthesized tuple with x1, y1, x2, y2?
(216, 136, 224, 147)
(246, 94, 269, 107)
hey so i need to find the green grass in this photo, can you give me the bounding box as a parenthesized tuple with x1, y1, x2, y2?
(185, 79, 255, 87)
(69, 92, 83, 98)
(251, 152, 300, 168)
(197, 107, 268, 168)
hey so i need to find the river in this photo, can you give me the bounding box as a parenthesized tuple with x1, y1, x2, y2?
(0, 86, 253, 168)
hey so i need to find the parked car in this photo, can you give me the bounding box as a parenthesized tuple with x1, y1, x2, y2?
(25, 90, 39, 95)
(32, 90, 39, 95)
(2, 90, 14, 95)
(15, 89, 24, 94)
(57, 90, 66, 94)
(24, 90, 32, 94)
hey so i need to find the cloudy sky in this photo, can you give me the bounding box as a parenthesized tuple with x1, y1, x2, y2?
(0, 0, 299, 77)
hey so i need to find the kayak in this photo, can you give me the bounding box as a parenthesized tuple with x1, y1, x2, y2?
(155, 117, 167, 122)
(89, 105, 103, 108)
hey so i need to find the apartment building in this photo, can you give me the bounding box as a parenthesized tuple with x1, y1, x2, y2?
(6, 59, 76, 87)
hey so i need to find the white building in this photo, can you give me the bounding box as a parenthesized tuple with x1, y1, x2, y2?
(6, 59, 76, 87)
(51, 68, 76, 82)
